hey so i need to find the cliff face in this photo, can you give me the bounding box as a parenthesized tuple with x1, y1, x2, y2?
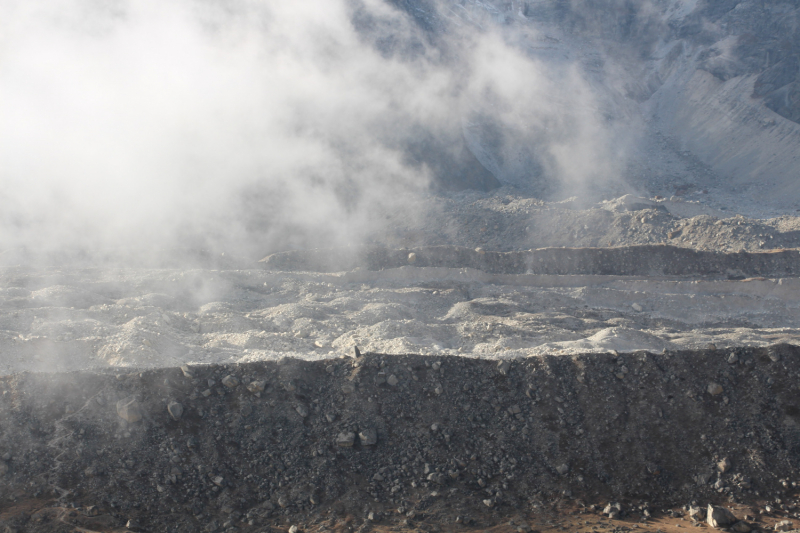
(375, 0, 800, 204)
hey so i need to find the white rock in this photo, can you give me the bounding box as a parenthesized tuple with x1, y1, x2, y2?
(707, 505, 737, 528)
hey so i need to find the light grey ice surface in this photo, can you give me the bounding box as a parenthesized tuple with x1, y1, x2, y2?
(2, 265, 799, 375)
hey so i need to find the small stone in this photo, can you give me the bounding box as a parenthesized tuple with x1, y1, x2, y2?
(707, 505, 737, 528)
(325, 413, 336, 423)
(556, 463, 569, 475)
(180, 365, 194, 378)
(167, 401, 184, 421)
(431, 361, 441, 370)
(775, 521, 794, 532)
(387, 374, 399, 386)
(212, 476, 224, 487)
(289, 526, 299, 533)
(483, 499, 494, 508)
(221, 375, 239, 388)
(116, 397, 143, 423)
(475, 247, 485, 255)
(359, 428, 377, 446)
(247, 380, 266, 394)
(201, 389, 212, 397)
(631, 303, 643, 312)
(0, 462, 8, 476)
(408, 252, 417, 264)
(727, 352, 739, 364)
(434, 383, 444, 395)
(769, 349, 782, 362)
(341, 382, 356, 394)
(508, 404, 521, 415)
(707, 382, 723, 395)
(126, 518, 143, 531)
(707, 343, 717, 350)
(296, 404, 309, 418)
(337, 431, 355, 447)
(427, 472, 446, 485)
(278, 496, 289, 508)
(497, 360, 511, 375)
(717, 457, 732, 473)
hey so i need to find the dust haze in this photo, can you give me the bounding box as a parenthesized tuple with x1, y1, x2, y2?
(0, 0, 632, 264)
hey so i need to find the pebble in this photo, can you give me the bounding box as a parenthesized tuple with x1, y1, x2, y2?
(247, 381, 266, 394)
(359, 428, 377, 446)
(289, 526, 299, 533)
(775, 521, 794, 531)
(483, 499, 494, 508)
(556, 463, 569, 475)
(296, 404, 309, 418)
(116, 397, 143, 423)
(431, 361, 441, 371)
(727, 352, 739, 364)
(387, 374, 399, 386)
(707, 382, 724, 396)
(631, 303, 643, 312)
(408, 253, 417, 264)
(341, 382, 356, 394)
(336, 431, 355, 447)
(717, 457, 732, 473)
(180, 365, 194, 378)
(221, 375, 239, 388)
(769, 349, 782, 362)
(167, 401, 184, 421)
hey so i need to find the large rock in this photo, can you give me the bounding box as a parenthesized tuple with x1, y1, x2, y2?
(707, 505, 737, 528)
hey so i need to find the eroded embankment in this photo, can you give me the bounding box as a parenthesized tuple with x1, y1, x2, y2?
(2, 346, 800, 532)
(260, 245, 800, 278)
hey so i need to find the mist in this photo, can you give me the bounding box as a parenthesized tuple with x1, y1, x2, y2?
(0, 0, 634, 265)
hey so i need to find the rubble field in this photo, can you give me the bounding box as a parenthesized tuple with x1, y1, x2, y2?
(2, 346, 800, 532)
